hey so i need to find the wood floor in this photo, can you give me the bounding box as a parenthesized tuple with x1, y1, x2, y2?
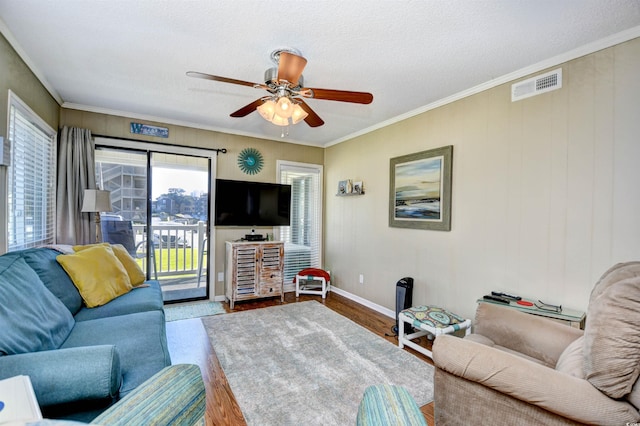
(166, 292, 436, 425)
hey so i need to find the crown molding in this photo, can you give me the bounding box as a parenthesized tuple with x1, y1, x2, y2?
(326, 25, 640, 147)
(61, 102, 323, 148)
(0, 17, 63, 105)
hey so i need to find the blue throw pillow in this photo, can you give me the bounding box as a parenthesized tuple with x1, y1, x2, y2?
(0, 255, 75, 355)
(20, 248, 83, 314)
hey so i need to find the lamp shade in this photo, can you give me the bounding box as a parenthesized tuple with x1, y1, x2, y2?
(270, 114, 290, 127)
(81, 189, 112, 213)
(275, 97, 293, 118)
(291, 103, 309, 124)
(257, 99, 276, 121)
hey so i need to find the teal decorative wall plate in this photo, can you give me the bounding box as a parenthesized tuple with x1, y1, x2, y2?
(237, 147, 264, 175)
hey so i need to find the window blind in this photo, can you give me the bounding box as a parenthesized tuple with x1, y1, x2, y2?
(279, 163, 323, 283)
(7, 99, 56, 251)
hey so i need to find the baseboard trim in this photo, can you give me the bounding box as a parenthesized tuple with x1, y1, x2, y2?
(211, 287, 395, 318)
(330, 287, 395, 319)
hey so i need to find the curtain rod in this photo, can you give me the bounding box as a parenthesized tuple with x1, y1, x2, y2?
(91, 134, 227, 155)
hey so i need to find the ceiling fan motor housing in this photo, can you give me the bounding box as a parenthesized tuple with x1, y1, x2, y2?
(264, 67, 303, 89)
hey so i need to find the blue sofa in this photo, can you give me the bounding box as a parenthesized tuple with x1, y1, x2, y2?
(0, 247, 171, 422)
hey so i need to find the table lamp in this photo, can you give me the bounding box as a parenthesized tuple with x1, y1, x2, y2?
(81, 189, 112, 243)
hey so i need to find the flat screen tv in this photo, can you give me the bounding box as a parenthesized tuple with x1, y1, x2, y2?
(214, 179, 292, 227)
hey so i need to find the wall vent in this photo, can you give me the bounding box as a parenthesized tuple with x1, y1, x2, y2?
(511, 68, 562, 102)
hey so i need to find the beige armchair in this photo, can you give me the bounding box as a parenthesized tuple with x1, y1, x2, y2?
(432, 262, 640, 426)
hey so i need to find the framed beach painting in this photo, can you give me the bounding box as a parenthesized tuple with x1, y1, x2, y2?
(389, 145, 453, 231)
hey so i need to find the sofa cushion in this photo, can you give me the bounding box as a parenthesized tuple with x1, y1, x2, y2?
(555, 335, 584, 378)
(57, 245, 133, 308)
(20, 248, 83, 315)
(0, 256, 75, 355)
(584, 262, 640, 398)
(73, 280, 165, 322)
(60, 310, 171, 397)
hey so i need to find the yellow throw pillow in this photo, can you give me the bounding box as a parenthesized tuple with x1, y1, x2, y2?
(110, 244, 146, 286)
(72, 242, 109, 251)
(74, 243, 146, 286)
(57, 245, 133, 308)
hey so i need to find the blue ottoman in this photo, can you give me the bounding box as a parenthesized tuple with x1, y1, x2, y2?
(356, 384, 427, 426)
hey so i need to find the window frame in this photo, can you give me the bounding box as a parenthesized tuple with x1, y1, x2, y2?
(277, 160, 323, 290)
(5, 90, 57, 252)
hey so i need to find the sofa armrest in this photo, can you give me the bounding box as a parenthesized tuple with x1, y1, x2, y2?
(0, 345, 121, 407)
(474, 302, 583, 365)
(90, 364, 205, 426)
(433, 335, 639, 425)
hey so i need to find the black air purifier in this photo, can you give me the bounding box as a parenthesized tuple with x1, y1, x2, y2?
(392, 277, 414, 335)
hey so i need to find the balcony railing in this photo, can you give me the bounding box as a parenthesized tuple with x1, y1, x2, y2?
(132, 221, 207, 282)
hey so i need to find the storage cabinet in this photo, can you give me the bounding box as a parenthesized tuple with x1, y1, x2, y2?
(225, 241, 284, 309)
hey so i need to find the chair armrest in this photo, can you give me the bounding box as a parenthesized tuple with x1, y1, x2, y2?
(0, 345, 121, 407)
(91, 364, 205, 426)
(474, 302, 583, 365)
(433, 335, 639, 425)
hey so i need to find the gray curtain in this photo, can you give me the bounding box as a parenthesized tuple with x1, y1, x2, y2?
(56, 126, 96, 244)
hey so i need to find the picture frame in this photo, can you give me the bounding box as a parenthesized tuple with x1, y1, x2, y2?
(337, 180, 349, 195)
(389, 145, 453, 231)
(353, 181, 363, 194)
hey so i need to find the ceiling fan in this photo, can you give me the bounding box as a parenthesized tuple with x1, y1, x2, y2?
(186, 48, 373, 128)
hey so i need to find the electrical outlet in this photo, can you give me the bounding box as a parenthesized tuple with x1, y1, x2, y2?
(359, 274, 364, 284)
(217, 272, 224, 282)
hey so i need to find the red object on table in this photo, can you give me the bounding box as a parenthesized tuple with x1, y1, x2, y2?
(517, 300, 534, 306)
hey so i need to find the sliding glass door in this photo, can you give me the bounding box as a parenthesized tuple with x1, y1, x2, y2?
(150, 152, 210, 302)
(95, 147, 211, 303)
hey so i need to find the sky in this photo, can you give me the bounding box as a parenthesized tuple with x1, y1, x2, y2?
(152, 168, 209, 199)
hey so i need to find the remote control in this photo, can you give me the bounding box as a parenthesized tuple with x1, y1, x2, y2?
(491, 291, 521, 301)
(483, 294, 511, 304)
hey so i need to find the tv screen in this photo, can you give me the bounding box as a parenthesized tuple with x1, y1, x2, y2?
(214, 179, 292, 227)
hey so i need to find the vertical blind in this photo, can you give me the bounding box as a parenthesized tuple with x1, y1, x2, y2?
(279, 162, 323, 282)
(7, 100, 56, 251)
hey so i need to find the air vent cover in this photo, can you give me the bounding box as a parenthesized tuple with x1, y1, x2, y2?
(512, 68, 562, 102)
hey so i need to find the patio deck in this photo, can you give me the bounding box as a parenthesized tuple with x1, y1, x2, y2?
(161, 275, 207, 302)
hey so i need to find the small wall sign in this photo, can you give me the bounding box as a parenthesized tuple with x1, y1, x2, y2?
(130, 122, 169, 138)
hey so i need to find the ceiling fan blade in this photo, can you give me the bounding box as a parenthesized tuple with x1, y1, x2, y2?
(300, 88, 373, 104)
(230, 98, 266, 117)
(186, 71, 267, 89)
(296, 99, 324, 127)
(277, 52, 307, 86)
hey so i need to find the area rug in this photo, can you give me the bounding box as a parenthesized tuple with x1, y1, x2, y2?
(164, 301, 225, 321)
(201, 301, 434, 425)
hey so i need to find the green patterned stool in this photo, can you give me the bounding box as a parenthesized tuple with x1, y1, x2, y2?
(398, 305, 471, 359)
(356, 384, 427, 426)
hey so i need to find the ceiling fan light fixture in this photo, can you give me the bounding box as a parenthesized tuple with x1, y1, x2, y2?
(257, 99, 276, 121)
(271, 114, 290, 127)
(275, 96, 294, 118)
(291, 103, 308, 124)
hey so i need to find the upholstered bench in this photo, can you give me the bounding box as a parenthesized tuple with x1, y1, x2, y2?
(356, 384, 427, 426)
(294, 268, 331, 299)
(398, 305, 471, 359)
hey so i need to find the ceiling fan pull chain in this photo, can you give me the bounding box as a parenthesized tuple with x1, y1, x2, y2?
(281, 126, 290, 138)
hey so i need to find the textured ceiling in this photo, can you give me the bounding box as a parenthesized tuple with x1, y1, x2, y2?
(1, 1, 640, 147)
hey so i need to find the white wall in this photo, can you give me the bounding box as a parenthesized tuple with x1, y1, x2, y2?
(324, 37, 640, 321)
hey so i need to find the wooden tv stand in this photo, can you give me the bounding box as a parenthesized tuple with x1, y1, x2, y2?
(225, 241, 284, 309)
